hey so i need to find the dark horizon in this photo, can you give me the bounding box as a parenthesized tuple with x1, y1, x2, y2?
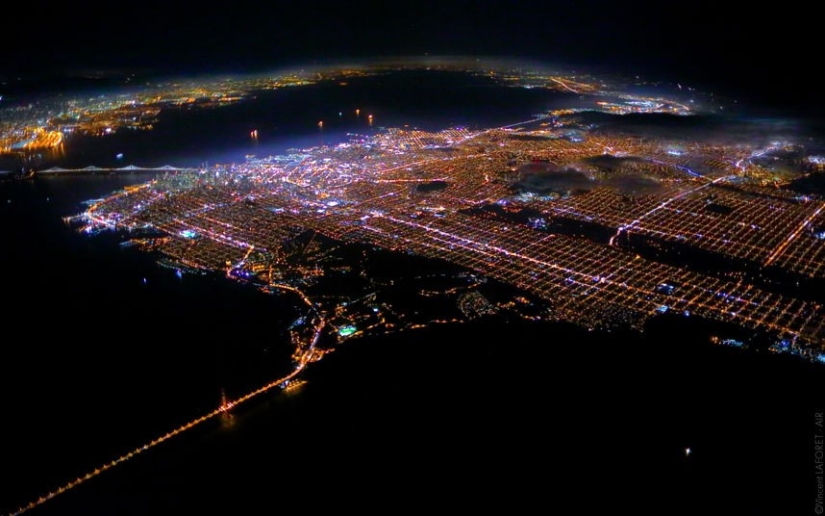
(4, 1, 821, 113)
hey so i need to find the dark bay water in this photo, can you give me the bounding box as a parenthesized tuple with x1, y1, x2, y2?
(1, 71, 824, 515)
(0, 175, 302, 513)
(3, 70, 580, 173)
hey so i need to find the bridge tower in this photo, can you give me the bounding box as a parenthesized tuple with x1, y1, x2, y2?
(220, 388, 234, 422)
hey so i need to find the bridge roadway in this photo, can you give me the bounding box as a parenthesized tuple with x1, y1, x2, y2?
(33, 164, 197, 175)
(5, 287, 325, 516)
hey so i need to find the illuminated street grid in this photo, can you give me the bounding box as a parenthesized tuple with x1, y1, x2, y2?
(527, 175, 825, 278)
(76, 120, 825, 359)
(354, 212, 823, 338)
(13, 60, 823, 516)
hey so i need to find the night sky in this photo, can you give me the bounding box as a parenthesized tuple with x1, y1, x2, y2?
(4, 1, 820, 110)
